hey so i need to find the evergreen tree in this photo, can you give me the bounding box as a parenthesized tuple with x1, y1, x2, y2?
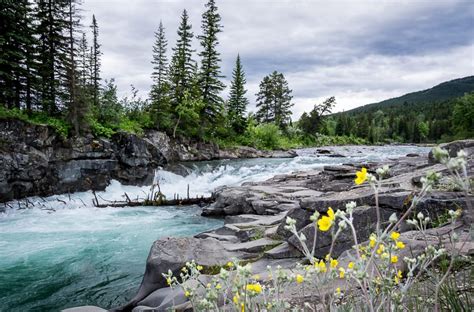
(255, 75, 274, 123)
(36, 0, 72, 114)
(169, 10, 195, 110)
(77, 32, 89, 88)
(150, 21, 171, 130)
(227, 54, 248, 134)
(198, 0, 225, 126)
(66, 0, 89, 135)
(90, 14, 101, 108)
(299, 96, 335, 135)
(0, 0, 37, 110)
(255, 71, 293, 129)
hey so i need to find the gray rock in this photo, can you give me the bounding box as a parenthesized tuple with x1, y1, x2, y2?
(61, 306, 107, 312)
(115, 237, 248, 311)
(288, 205, 393, 258)
(264, 242, 303, 259)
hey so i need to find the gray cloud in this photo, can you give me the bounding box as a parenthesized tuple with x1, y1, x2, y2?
(82, 0, 474, 118)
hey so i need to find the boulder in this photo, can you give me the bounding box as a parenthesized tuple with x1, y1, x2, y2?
(114, 237, 248, 311)
(288, 205, 393, 258)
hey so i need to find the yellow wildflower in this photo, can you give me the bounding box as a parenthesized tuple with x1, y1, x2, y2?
(216, 283, 222, 290)
(394, 271, 402, 284)
(327, 207, 335, 220)
(390, 231, 401, 241)
(317, 216, 332, 231)
(227, 261, 234, 268)
(348, 262, 354, 269)
(184, 290, 190, 297)
(381, 252, 389, 259)
(296, 274, 304, 284)
(336, 287, 341, 295)
(376, 244, 385, 255)
(395, 241, 405, 249)
(166, 277, 172, 285)
(361, 254, 367, 260)
(233, 293, 240, 304)
(197, 265, 203, 271)
(369, 234, 377, 248)
(241, 303, 245, 312)
(246, 283, 262, 294)
(318, 260, 327, 273)
(355, 167, 368, 185)
(339, 267, 345, 279)
(397, 270, 403, 279)
(330, 259, 338, 268)
(206, 283, 211, 288)
(391, 255, 398, 263)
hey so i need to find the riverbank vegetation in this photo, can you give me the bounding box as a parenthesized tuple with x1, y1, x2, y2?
(1, 1, 473, 151)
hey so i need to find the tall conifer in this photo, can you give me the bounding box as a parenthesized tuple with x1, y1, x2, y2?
(227, 54, 248, 134)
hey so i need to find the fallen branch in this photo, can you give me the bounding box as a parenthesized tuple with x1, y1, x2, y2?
(93, 195, 214, 208)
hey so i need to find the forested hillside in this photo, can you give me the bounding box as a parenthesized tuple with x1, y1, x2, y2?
(323, 77, 474, 143)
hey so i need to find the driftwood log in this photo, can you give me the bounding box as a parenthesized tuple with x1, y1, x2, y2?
(93, 193, 215, 208)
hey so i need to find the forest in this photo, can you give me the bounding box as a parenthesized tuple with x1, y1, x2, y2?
(1, 0, 473, 150)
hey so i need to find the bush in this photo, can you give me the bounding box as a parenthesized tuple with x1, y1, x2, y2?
(0, 106, 70, 138)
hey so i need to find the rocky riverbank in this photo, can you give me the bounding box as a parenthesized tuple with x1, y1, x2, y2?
(0, 118, 295, 202)
(70, 140, 472, 312)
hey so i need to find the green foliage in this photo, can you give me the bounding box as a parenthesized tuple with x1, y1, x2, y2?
(452, 92, 474, 139)
(255, 71, 293, 129)
(0, 107, 70, 138)
(89, 119, 115, 138)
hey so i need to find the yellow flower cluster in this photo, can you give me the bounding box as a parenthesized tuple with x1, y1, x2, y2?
(246, 283, 262, 294)
(317, 207, 335, 231)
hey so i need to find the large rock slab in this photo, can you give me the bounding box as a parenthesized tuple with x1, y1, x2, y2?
(113, 237, 249, 311)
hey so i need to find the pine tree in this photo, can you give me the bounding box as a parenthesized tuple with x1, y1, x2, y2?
(150, 21, 171, 130)
(255, 71, 293, 129)
(66, 0, 89, 135)
(0, 0, 37, 110)
(90, 14, 101, 108)
(169, 10, 195, 108)
(227, 54, 248, 134)
(36, 0, 72, 114)
(255, 75, 274, 123)
(198, 0, 225, 126)
(271, 72, 293, 128)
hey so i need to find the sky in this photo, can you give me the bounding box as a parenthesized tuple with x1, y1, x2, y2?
(81, 0, 474, 119)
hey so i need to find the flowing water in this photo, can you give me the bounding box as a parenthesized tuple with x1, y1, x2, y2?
(0, 145, 430, 311)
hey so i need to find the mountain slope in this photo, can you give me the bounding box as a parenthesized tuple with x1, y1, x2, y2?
(345, 76, 474, 114)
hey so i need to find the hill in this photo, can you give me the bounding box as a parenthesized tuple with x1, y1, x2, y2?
(345, 76, 474, 115)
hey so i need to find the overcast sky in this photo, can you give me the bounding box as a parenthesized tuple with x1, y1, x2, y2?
(81, 0, 474, 118)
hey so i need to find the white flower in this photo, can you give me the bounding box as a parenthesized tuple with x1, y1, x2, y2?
(310, 211, 320, 221)
(338, 220, 347, 230)
(417, 212, 424, 220)
(300, 233, 307, 242)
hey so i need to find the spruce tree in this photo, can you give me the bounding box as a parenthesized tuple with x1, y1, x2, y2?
(169, 10, 195, 108)
(255, 71, 293, 129)
(198, 0, 225, 127)
(150, 21, 171, 130)
(0, 0, 37, 110)
(90, 14, 101, 108)
(227, 54, 248, 134)
(36, 0, 70, 114)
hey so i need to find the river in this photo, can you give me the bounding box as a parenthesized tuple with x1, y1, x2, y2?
(0, 145, 430, 311)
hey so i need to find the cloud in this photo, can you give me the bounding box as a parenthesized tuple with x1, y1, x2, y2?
(81, 0, 474, 119)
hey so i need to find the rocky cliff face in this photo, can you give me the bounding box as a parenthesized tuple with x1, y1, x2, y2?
(0, 119, 296, 202)
(0, 119, 167, 202)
